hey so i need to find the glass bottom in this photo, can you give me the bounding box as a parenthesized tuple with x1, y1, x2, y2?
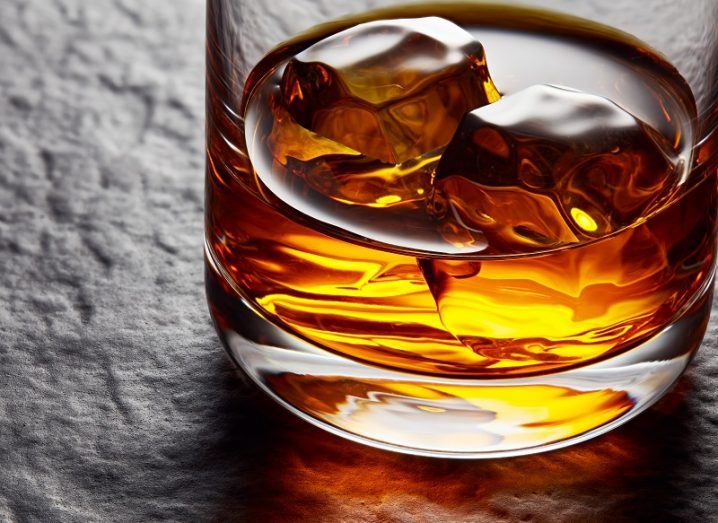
(206, 256, 713, 459)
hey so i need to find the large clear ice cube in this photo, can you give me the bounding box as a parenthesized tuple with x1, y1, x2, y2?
(281, 16, 499, 165)
(431, 84, 680, 253)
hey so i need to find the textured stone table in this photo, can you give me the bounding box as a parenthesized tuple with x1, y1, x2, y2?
(1, 1, 717, 521)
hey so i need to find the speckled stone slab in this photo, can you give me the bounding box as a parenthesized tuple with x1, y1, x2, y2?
(1, 1, 717, 521)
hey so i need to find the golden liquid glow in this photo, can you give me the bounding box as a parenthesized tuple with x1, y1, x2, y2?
(208, 151, 715, 376)
(206, 8, 715, 379)
(571, 207, 599, 232)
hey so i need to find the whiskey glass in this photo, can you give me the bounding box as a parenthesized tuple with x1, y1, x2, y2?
(205, 0, 718, 457)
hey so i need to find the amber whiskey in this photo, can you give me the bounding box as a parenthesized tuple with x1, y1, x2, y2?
(206, 3, 716, 455)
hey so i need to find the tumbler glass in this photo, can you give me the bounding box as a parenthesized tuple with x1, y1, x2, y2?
(205, 0, 718, 457)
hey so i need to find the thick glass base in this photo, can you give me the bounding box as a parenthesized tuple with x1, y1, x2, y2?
(207, 258, 713, 459)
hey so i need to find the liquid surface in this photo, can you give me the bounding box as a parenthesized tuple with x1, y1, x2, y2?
(243, 9, 695, 257)
(206, 4, 716, 377)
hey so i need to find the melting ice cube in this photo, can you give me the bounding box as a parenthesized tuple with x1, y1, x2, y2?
(431, 84, 680, 253)
(281, 16, 499, 165)
(247, 16, 502, 254)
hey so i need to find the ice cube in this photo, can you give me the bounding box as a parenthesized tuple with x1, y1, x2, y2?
(281, 16, 499, 165)
(266, 94, 435, 208)
(431, 84, 680, 253)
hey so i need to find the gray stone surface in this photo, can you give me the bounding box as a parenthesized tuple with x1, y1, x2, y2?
(1, 0, 718, 521)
